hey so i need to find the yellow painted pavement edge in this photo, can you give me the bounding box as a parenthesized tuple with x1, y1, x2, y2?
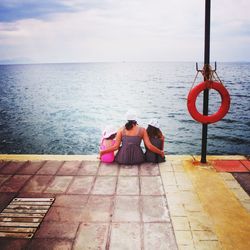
(193, 155, 247, 161)
(183, 159, 250, 250)
(0, 154, 99, 161)
(0, 154, 246, 162)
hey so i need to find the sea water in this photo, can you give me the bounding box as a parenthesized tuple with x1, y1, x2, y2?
(0, 62, 249, 155)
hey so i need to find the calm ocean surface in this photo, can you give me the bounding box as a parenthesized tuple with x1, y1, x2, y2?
(0, 62, 249, 155)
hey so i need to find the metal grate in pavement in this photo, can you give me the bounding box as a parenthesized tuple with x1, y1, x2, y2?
(0, 197, 54, 238)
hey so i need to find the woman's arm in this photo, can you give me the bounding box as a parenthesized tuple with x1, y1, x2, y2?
(99, 129, 122, 157)
(143, 129, 165, 157)
(160, 135, 165, 150)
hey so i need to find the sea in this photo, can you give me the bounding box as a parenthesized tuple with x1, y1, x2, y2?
(0, 62, 249, 155)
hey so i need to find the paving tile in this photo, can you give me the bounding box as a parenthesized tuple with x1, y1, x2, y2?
(44, 176, 73, 193)
(160, 172, 177, 185)
(140, 176, 164, 195)
(171, 159, 183, 165)
(171, 160, 184, 172)
(0, 161, 8, 169)
(27, 239, 72, 250)
(34, 221, 78, 239)
(83, 196, 113, 222)
(16, 192, 55, 198)
(167, 191, 201, 210)
(178, 184, 194, 191)
(174, 230, 193, 245)
(171, 216, 190, 230)
(119, 165, 139, 176)
(194, 240, 221, 250)
(0, 175, 31, 192)
(21, 175, 53, 193)
(231, 187, 249, 201)
(142, 196, 169, 222)
(168, 203, 187, 216)
(109, 223, 141, 250)
(219, 172, 235, 181)
(241, 160, 250, 171)
(175, 173, 193, 186)
(98, 162, 119, 176)
(184, 202, 203, 212)
(67, 176, 95, 194)
(0, 192, 16, 212)
(164, 185, 179, 194)
(144, 222, 178, 250)
(159, 161, 173, 172)
(167, 192, 183, 206)
(53, 194, 88, 208)
(177, 244, 195, 250)
(192, 230, 217, 242)
(187, 212, 214, 231)
(0, 175, 11, 186)
(242, 201, 250, 212)
(140, 163, 160, 176)
(232, 173, 250, 195)
(224, 179, 241, 189)
(44, 207, 85, 222)
(117, 176, 139, 195)
(73, 223, 109, 250)
(36, 161, 63, 175)
(57, 161, 81, 175)
(0, 161, 26, 174)
(78, 161, 99, 175)
(17, 161, 44, 175)
(179, 191, 200, 205)
(0, 238, 29, 250)
(212, 160, 248, 172)
(113, 196, 140, 222)
(91, 176, 117, 195)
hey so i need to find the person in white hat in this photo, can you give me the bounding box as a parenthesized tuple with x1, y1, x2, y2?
(100, 126, 117, 163)
(145, 119, 165, 163)
(99, 111, 164, 165)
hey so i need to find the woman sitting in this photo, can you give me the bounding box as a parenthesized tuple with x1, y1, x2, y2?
(99, 111, 164, 165)
(144, 119, 165, 163)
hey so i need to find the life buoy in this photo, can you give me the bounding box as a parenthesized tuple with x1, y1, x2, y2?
(187, 81, 230, 124)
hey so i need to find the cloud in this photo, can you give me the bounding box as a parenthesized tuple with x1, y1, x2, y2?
(0, 1, 70, 22)
(0, 0, 107, 22)
(0, 0, 249, 63)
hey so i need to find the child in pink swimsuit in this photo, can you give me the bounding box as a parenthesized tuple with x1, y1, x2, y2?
(100, 127, 117, 163)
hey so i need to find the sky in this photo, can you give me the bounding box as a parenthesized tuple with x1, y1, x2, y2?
(0, 0, 249, 64)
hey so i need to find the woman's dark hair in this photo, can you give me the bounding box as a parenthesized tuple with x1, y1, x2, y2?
(125, 120, 137, 130)
(147, 125, 162, 138)
(106, 133, 117, 140)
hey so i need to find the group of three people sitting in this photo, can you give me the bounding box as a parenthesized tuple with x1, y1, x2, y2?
(99, 111, 165, 165)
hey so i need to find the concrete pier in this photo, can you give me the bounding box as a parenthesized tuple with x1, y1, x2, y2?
(0, 155, 249, 250)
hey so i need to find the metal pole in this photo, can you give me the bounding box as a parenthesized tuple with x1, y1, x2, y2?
(201, 0, 211, 163)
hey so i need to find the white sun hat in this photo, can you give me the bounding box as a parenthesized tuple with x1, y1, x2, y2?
(126, 110, 137, 121)
(102, 126, 117, 139)
(148, 119, 160, 129)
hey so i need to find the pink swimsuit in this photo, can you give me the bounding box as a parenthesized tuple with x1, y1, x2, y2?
(100, 139, 115, 163)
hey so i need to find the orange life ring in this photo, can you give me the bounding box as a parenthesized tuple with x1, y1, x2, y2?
(187, 81, 230, 124)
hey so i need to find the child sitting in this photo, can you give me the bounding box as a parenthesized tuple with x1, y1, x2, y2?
(100, 126, 117, 163)
(145, 119, 165, 163)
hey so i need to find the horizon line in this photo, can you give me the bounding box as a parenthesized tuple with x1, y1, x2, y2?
(1, 60, 250, 66)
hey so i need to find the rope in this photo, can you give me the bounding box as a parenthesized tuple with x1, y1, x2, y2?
(213, 71, 223, 84)
(190, 63, 225, 92)
(189, 71, 199, 92)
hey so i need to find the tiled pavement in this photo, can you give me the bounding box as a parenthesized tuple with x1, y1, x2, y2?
(0, 155, 249, 250)
(0, 159, 177, 250)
